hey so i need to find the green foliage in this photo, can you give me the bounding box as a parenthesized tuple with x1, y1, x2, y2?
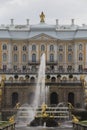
(79, 120, 87, 125)
(0, 121, 10, 127)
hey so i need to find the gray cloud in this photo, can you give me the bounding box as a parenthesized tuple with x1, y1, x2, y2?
(0, 0, 87, 25)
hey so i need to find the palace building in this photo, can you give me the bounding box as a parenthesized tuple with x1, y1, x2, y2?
(0, 12, 87, 119)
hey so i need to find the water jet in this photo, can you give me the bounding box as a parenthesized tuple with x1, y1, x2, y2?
(15, 53, 73, 129)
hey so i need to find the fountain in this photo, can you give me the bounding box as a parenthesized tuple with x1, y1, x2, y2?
(15, 53, 74, 129)
(33, 53, 46, 107)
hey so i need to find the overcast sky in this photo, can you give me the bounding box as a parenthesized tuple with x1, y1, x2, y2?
(0, 0, 87, 25)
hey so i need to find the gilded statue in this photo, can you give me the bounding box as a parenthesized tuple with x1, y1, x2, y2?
(41, 102, 48, 117)
(72, 115, 79, 123)
(15, 102, 20, 109)
(1, 79, 4, 88)
(9, 115, 15, 123)
(40, 12, 45, 23)
(0, 89, 2, 96)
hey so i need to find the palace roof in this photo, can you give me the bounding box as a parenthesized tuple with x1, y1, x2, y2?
(0, 22, 87, 40)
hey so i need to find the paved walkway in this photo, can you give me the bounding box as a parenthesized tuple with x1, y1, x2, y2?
(15, 126, 74, 130)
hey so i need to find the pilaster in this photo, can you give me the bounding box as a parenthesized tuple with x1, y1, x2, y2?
(74, 42, 78, 72)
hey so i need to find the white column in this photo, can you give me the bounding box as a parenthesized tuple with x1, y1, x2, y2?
(29, 43, 32, 62)
(54, 43, 57, 61)
(64, 43, 67, 72)
(36, 44, 39, 62)
(74, 43, 78, 72)
(85, 43, 87, 68)
(19, 43, 22, 69)
(47, 43, 49, 62)
(28, 43, 30, 62)
(8, 43, 12, 69)
(54, 43, 57, 70)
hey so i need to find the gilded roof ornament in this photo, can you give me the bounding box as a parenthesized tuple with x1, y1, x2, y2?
(40, 12, 45, 23)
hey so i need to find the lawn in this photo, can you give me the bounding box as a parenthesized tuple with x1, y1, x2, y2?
(0, 121, 10, 127)
(79, 120, 87, 125)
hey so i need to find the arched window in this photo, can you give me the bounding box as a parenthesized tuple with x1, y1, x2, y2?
(13, 45, 17, 51)
(79, 53, 83, 60)
(78, 65, 83, 72)
(3, 53, 7, 61)
(79, 44, 82, 50)
(32, 54, 36, 62)
(23, 45, 27, 51)
(68, 45, 72, 51)
(32, 45, 36, 51)
(59, 45, 63, 51)
(68, 92, 74, 106)
(68, 54, 72, 62)
(13, 65, 17, 70)
(3, 65, 7, 71)
(22, 54, 26, 62)
(59, 54, 63, 62)
(50, 45, 54, 51)
(12, 92, 19, 107)
(50, 92, 58, 105)
(14, 54, 18, 62)
(28, 92, 35, 104)
(51, 77, 56, 82)
(41, 45, 45, 51)
(3, 44, 7, 50)
(50, 54, 54, 62)
(30, 77, 35, 82)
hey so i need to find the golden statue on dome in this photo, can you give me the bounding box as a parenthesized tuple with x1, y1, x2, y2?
(40, 12, 45, 23)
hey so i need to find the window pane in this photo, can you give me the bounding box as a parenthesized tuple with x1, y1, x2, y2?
(59, 54, 63, 62)
(41, 45, 45, 51)
(32, 54, 36, 62)
(50, 54, 54, 62)
(23, 54, 26, 62)
(68, 54, 72, 62)
(68, 45, 72, 51)
(3, 53, 7, 61)
(23, 45, 26, 51)
(59, 45, 63, 51)
(79, 53, 83, 60)
(14, 54, 17, 62)
(32, 45, 36, 51)
(79, 44, 82, 50)
(13, 45, 17, 51)
(50, 45, 54, 51)
(3, 44, 7, 50)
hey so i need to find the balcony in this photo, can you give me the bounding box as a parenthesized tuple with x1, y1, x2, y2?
(5, 79, 82, 86)
(46, 61, 57, 65)
(28, 61, 40, 65)
(0, 68, 87, 74)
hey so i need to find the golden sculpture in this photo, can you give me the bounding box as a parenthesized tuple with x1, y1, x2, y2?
(40, 12, 45, 23)
(15, 102, 20, 109)
(1, 80, 4, 88)
(9, 115, 15, 123)
(72, 115, 79, 123)
(80, 75, 85, 81)
(68, 102, 74, 109)
(41, 102, 48, 117)
(0, 89, 2, 96)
